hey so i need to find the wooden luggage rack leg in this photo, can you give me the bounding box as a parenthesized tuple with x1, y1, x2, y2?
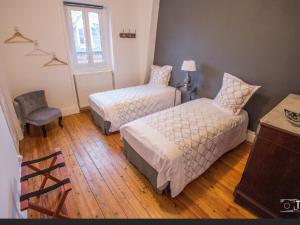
(20, 149, 72, 219)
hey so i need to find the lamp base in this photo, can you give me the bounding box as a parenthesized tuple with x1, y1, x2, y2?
(184, 72, 192, 86)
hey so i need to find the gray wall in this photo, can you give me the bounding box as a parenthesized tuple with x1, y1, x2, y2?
(154, 0, 300, 130)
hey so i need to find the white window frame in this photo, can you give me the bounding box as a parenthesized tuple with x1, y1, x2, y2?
(65, 6, 112, 73)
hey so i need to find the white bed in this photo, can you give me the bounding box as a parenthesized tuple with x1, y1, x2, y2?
(89, 85, 181, 133)
(120, 98, 249, 197)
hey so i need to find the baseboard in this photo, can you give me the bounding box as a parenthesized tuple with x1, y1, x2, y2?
(79, 106, 90, 112)
(247, 130, 256, 143)
(79, 104, 89, 110)
(61, 105, 80, 116)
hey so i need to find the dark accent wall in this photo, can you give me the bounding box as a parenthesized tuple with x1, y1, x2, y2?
(154, 0, 300, 130)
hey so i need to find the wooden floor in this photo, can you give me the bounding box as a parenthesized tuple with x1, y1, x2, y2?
(20, 112, 256, 219)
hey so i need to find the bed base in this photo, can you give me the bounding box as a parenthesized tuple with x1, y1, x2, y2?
(123, 140, 170, 195)
(90, 109, 112, 136)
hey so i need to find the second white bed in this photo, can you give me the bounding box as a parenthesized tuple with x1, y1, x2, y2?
(89, 85, 181, 133)
(121, 98, 249, 197)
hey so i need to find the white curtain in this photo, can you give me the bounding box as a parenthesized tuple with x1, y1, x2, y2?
(0, 58, 23, 151)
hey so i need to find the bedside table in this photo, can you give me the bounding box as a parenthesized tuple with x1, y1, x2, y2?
(175, 84, 197, 103)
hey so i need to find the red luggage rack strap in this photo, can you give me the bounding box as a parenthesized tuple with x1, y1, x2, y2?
(20, 149, 72, 219)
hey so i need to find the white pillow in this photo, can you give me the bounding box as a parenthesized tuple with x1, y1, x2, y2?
(149, 65, 173, 86)
(213, 73, 261, 115)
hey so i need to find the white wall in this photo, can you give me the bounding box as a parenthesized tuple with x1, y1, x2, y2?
(0, 54, 23, 148)
(0, 104, 22, 218)
(0, 0, 76, 114)
(137, 0, 160, 84)
(0, 0, 159, 115)
(0, 0, 79, 116)
(70, 0, 160, 87)
(0, 56, 23, 218)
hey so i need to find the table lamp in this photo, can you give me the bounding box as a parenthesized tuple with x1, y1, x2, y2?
(181, 60, 197, 88)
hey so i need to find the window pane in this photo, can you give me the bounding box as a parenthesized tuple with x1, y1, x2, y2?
(88, 12, 103, 63)
(71, 10, 88, 64)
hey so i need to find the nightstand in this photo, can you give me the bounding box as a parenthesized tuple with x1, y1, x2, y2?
(175, 84, 197, 103)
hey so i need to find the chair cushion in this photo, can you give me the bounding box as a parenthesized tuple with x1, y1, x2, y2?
(25, 108, 62, 126)
(14, 90, 48, 119)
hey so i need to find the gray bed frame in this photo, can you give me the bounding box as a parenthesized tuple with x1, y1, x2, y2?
(123, 139, 170, 194)
(90, 108, 170, 193)
(90, 108, 112, 136)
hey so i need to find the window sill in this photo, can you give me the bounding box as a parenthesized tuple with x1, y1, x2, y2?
(73, 69, 113, 76)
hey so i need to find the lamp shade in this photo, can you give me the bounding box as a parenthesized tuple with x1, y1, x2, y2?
(181, 60, 196, 72)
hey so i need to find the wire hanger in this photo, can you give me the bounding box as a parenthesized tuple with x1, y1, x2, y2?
(44, 52, 68, 67)
(26, 41, 51, 56)
(5, 27, 34, 44)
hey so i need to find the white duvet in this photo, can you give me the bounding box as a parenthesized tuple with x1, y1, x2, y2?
(89, 85, 181, 133)
(120, 98, 249, 197)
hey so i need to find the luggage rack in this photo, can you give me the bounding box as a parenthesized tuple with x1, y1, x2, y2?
(20, 149, 72, 219)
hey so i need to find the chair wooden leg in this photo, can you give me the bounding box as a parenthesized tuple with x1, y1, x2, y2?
(41, 126, 47, 138)
(26, 123, 30, 135)
(59, 117, 63, 128)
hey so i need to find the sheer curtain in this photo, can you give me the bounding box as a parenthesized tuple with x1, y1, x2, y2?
(0, 58, 23, 151)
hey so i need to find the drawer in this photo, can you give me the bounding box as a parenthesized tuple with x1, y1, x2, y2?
(259, 124, 300, 153)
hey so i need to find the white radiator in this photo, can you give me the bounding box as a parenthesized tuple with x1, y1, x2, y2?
(74, 71, 114, 109)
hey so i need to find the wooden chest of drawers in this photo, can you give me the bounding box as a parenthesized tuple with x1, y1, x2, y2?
(234, 94, 300, 218)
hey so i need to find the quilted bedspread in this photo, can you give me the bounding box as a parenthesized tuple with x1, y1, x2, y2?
(89, 85, 181, 133)
(121, 98, 249, 197)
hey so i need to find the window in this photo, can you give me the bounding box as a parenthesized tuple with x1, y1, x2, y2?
(65, 4, 111, 72)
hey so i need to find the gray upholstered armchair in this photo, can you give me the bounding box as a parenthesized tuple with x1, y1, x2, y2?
(14, 90, 63, 137)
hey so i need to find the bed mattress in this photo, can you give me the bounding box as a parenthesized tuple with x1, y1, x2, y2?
(89, 85, 181, 133)
(120, 98, 249, 197)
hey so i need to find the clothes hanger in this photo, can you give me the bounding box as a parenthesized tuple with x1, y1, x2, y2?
(26, 41, 51, 56)
(44, 52, 68, 67)
(4, 27, 34, 44)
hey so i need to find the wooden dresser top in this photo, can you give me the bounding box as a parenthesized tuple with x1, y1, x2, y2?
(261, 94, 300, 137)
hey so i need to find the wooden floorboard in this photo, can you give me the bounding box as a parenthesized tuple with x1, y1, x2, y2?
(20, 112, 256, 219)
